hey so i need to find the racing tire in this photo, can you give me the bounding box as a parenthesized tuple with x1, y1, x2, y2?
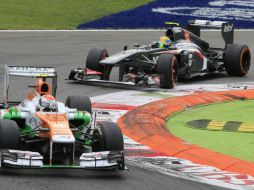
(224, 44, 251, 76)
(0, 119, 20, 149)
(92, 122, 124, 152)
(65, 96, 92, 114)
(157, 54, 178, 89)
(86, 48, 112, 80)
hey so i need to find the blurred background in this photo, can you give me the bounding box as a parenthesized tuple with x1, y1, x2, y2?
(0, 0, 253, 30)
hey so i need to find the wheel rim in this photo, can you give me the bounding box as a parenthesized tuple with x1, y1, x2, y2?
(92, 128, 104, 151)
(100, 50, 110, 80)
(171, 57, 177, 87)
(101, 50, 108, 60)
(240, 48, 251, 74)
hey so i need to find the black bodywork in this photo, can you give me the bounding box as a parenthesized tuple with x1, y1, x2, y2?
(68, 20, 251, 89)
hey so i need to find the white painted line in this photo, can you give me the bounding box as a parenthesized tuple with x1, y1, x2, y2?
(0, 29, 253, 32)
(0, 29, 163, 32)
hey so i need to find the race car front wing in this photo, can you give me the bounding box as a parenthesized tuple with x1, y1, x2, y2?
(0, 150, 126, 170)
(67, 68, 161, 87)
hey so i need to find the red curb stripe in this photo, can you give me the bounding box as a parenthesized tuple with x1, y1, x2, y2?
(117, 89, 254, 176)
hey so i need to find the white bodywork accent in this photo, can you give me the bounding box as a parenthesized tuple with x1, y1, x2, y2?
(7, 66, 56, 77)
(80, 151, 119, 168)
(173, 43, 208, 71)
(100, 47, 161, 64)
(189, 20, 227, 28)
(52, 135, 75, 143)
(1, 150, 43, 167)
(175, 42, 201, 51)
(83, 78, 136, 85)
(202, 57, 208, 70)
(15, 94, 78, 133)
(4, 65, 57, 107)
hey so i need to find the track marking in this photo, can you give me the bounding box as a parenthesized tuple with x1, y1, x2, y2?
(239, 123, 254, 132)
(0, 29, 253, 32)
(207, 120, 227, 130)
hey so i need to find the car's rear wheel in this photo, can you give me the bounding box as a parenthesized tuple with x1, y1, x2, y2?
(0, 119, 20, 149)
(157, 54, 178, 89)
(92, 122, 124, 152)
(224, 44, 251, 76)
(86, 48, 112, 80)
(66, 96, 92, 114)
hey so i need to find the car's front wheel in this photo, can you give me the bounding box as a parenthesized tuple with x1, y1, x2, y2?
(92, 122, 124, 152)
(157, 54, 178, 89)
(86, 48, 112, 80)
(0, 119, 20, 149)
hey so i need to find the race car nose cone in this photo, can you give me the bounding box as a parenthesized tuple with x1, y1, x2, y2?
(52, 134, 75, 143)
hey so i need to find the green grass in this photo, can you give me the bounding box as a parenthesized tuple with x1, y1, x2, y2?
(0, 0, 151, 29)
(167, 100, 254, 162)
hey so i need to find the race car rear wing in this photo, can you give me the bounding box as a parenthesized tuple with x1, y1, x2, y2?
(4, 65, 58, 107)
(6, 65, 57, 77)
(187, 20, 234, 47)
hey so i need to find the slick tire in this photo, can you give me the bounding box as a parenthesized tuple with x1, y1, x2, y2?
(92, 122, 124, 152)
(86, 48, 112, 80)
(0, 119, 20, 149)
(157, 54, 178, 89)
(224, 44, 251, 76)
(66, 96, 92, 114)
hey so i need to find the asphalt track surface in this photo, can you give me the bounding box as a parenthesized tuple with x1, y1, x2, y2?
(0, 31, 253, 190)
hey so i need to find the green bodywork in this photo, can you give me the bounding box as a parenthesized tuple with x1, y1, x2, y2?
(72, 111, 92, 146)
(40, 165, 118, 170)
(20, 125, 36, 138)
(1, 106, 92, 145)
(74, 111, 91, 126)
(1, 107, 92, 145)
(3, 107, 21, 120)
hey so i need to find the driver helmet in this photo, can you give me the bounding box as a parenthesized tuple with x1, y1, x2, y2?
(36, 78, 50, 95)
(40, 94, 57, 111)
(159, 36, 172, 48)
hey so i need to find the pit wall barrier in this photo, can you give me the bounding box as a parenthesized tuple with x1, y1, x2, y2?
(118, 89, 254, 176)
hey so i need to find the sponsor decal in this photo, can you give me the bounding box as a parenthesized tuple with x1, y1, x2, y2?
(150, 0, 254, 24)
(29, 116, 40, 126)
(78, 0, 254, 29)
(54, 135, 72, 139)
(152, 6, 254, 22)
(81, 152, 109, 160)
(21, 101, 26, 107)
(9, 67, 55, 72)
(224, 24, 234, 32)
(8, 150, 42, 159)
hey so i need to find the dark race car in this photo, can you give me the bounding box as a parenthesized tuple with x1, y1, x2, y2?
(68, 20, 251, 89)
